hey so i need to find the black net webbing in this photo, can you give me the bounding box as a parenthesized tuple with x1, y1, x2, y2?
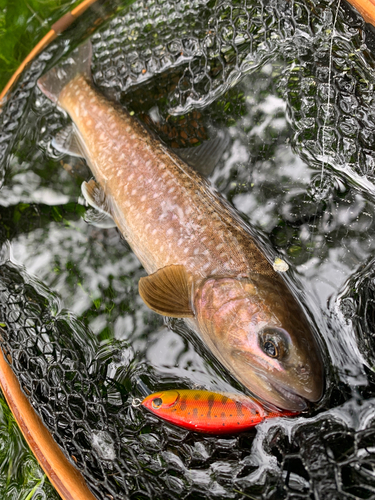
(1, 258, 375, 500)
(1, 0, 375, 498)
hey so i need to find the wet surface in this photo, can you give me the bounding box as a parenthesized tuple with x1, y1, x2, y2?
(1, 0, 375, 498)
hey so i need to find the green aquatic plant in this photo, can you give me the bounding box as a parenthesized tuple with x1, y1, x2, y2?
(0, 392, 59, 499)
(0, 0, 82, 92)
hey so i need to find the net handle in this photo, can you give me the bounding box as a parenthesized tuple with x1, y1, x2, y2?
(0, 0, 98, 103)
(347, 0, 375, 25)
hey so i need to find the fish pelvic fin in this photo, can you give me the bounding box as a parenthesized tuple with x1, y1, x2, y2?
(81, 179, 117, 228)
(82, 179, 114, 216)
(139, 265, 195, 318)
(37, 41, 92, 104)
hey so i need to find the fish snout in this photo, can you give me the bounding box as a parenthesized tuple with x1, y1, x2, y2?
(266, 359, 324, 411)
(292, 357, 324, 403)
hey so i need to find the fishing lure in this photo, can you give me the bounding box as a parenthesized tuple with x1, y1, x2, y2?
(142, 389, 297, 434)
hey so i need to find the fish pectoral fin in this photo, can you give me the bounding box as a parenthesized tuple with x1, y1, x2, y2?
(52, 124, 86, 159)
(84, 208, 117, 229)
(81, 179, 114, 218)
(139, 265, 194, 318)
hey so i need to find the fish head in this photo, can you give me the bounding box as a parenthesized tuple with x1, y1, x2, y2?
(193, 274, 324, 411)
(142, 391, 180, 413)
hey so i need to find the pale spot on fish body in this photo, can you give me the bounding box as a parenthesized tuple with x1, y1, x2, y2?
(147, 208, 152, 215)
(131, 189, 137, 195)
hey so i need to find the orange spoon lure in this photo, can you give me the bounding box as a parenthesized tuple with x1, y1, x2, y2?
(141, 389, 297, 434)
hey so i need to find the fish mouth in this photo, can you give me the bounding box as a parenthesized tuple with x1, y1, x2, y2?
(269, 380, 308, 411)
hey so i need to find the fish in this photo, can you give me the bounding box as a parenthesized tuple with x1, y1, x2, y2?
(37, 41, 324, 411)
(141, 389, 297, 434)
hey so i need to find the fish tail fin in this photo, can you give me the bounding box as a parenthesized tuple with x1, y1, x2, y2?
(37, 41, 92, 104)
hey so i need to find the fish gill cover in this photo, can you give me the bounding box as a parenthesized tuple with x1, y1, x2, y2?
(1, 0, 375, 498)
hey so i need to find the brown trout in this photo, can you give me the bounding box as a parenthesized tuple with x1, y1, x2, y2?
(38, 42, 323, 411)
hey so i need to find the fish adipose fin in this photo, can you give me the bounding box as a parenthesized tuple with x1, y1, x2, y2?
(139, 265, 194, 318)
(81, 179, 116, 228)
(37, 41, 92, 104)
(52, 124, 86, 158)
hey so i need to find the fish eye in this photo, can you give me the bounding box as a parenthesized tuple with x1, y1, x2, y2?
(152, 397, 163, 409)
(263, 340, 278, 358)
(258, 327, 289, 360)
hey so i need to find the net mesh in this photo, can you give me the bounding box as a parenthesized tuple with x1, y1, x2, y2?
(1, 0, 375, 498)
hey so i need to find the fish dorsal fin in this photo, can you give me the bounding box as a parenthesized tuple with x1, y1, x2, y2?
(173, 129, 230, 177)
(139, 265, 194, 318)
(81, 179, 114, 220)
(52, 124, 86, 158)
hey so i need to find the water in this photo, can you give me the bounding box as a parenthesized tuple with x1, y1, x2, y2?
(1, 0, 375, 498)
